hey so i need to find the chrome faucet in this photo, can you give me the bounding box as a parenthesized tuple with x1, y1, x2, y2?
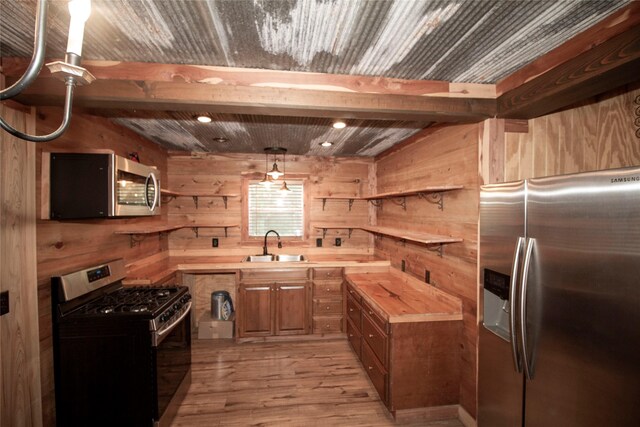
(263, 230, 282, 255)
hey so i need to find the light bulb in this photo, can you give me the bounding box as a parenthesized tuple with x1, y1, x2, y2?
(267, 163, 283, 179)
(332, 120, 346, 129)
(196, 115, 212, 123)
(67, 0, 92, 56)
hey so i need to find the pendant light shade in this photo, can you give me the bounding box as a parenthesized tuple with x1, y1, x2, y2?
(267, 162, 283, 179)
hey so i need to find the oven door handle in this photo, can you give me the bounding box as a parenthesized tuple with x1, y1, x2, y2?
(152, 301, 191, 347)
(145, 172, 159, 212)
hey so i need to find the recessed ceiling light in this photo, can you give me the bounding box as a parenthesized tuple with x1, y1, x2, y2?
(195, 115, 212, 123)
(213, 137, 228, 143)
(332, 120, 346, 129)
(320, 141, 333, 147)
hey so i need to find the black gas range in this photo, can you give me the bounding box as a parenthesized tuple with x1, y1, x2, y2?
(52, 259, 192, 427)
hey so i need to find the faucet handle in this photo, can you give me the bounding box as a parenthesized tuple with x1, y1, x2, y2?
(277, 242, 282, 248)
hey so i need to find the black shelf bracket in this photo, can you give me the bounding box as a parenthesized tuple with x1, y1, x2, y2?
(348, 198, 354, 211)
(426, 244, 444, 258)
(368, 199, 383, 207)
(419, 192, 445, 210)
(391, 197, 407, 210)
(128, 234, 147, 248)
(222, 196, 229, 209)
(321, 198, 327, 211)
(161, 195, 176, 204)
(192, 196, 199, 209)
(348, 228, 353, 239)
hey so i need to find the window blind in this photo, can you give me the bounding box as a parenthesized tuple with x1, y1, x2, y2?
(248, 182, 304, 237)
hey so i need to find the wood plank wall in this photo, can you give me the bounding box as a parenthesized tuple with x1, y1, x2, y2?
(504, 83, 640, 180)
(166, 153, 373, 257)
(33, 108, 168, 426)
(1, 103, 42, 426)
(374, 123, 480, 417)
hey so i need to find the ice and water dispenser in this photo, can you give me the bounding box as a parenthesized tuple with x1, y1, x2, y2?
(483, 268, 512, 341)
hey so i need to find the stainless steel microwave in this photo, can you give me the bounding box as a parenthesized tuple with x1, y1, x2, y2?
(49, 152, 161, 219)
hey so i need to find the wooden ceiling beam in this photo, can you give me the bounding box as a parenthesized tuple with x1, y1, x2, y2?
(10, 76, 496, 123)
(497, 3, 640, 119)
(2, 57, 495, 99)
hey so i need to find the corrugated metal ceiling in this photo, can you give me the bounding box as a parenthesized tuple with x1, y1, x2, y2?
(0, 0, 631, 156)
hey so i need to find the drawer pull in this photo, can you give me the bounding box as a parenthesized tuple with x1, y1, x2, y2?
(326, 288, 331, 292)
(326, 306, 331, 310)
(368, 334, 374, 338)
(368, 310, 373, 315)
(325, 324, 330, 329)
(349, 308, 354, 312)
(349, 334, 353, 337)
(280, 285, 305, 290)
(368, 366, 373, 371)
(244, 286, 271, 291)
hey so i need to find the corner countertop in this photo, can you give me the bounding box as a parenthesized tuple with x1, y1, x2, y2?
(123, 255, 391, 285)
(345, 269, 463, 323)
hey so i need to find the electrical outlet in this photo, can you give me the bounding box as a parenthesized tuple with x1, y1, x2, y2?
(401, 260, 406, 272)
(0, 291, 9, 316)
(425, 269, 431, 284)
(335, 238, 341, 247)
(316, 238, 323, 247)
(212, 238, 219, 248)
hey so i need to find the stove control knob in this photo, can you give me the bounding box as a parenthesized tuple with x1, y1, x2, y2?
(173, 303, 181, 310)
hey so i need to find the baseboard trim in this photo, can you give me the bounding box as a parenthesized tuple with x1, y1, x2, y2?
(458, 405, 477, 427)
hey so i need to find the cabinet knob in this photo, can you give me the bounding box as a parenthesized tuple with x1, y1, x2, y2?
(326, 288, 331, 292)
(326, 306, 330, 310)
(325, 324, 330, 329)
(349, 308, 354, 312)
(368, 311, 373, 315)
(349, 334, 353, 337)
(368, 366, 373, 371)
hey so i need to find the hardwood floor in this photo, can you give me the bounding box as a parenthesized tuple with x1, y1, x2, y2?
(171, 338, 464, 427)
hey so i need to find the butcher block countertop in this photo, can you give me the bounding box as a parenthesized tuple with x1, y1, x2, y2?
(123, 254, 390, 285)
(345, 270, 463, 323)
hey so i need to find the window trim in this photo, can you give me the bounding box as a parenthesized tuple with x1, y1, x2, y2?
(241, 174, 310, 245)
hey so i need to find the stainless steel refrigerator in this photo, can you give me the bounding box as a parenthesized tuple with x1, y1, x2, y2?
(478, 166, 640, 426)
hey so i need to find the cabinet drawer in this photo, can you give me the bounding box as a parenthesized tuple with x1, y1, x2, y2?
(312, 316, 342, 333)
(240, 268, 309, 282)
(313, 299, 343, 315)
(312, 267, 344, 280)
(346, 294, 362, 330)
(362, 299, 387, 333)
(346, 317, 362, 359)
(362, 341, 387, 404)
(345, 281, 362, 303)
(312, 280, 343, 298)
(362, 314, 388, 367)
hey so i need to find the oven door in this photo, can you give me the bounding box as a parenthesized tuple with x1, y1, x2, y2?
(152, 306, 192, 427)
(113, 155, 161, 216)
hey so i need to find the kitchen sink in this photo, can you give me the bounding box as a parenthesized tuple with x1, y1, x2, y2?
(244, 255, 275, 262)
(275, 254, 306, 262)
(243, 254, 306, 262)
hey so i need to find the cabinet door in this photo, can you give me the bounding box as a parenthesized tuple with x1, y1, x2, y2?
(239, 284, 273, 337)
(275, 282, 310, 335)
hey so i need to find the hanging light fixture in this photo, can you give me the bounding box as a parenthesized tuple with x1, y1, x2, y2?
(265, 147, 286, 180)
(0, 0, 95, 142)
(259, 149, 274, 186)
(279, 150, 291, 193)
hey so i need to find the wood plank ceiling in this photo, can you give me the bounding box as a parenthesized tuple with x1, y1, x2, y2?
(0, 0, 634, 156)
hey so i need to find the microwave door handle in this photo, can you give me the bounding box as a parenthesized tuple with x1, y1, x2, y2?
(145, 173, 159, 211)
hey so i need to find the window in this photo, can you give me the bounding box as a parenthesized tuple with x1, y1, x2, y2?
(247, 181, 304, 237)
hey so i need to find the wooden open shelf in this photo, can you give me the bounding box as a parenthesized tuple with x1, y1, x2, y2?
(314, 224, 462, 257)
(115, 223, 239, 247)
(316, 185, 463, 211)
(161, 189, 238, 209)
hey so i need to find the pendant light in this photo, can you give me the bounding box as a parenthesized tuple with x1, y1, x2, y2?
(279, 150, 291, 193)
(267, 148, 283, 180)
(259, 150, 274, 186)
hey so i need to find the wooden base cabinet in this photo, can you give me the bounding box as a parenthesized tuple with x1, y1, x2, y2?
(311, 268, 344, 334)
(238, 269, 311, 338)
(345, 282, 461, 414)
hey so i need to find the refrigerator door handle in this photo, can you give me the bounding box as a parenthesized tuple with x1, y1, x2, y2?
(520, 237, 535, 380)
(509, 236, 525, 373)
